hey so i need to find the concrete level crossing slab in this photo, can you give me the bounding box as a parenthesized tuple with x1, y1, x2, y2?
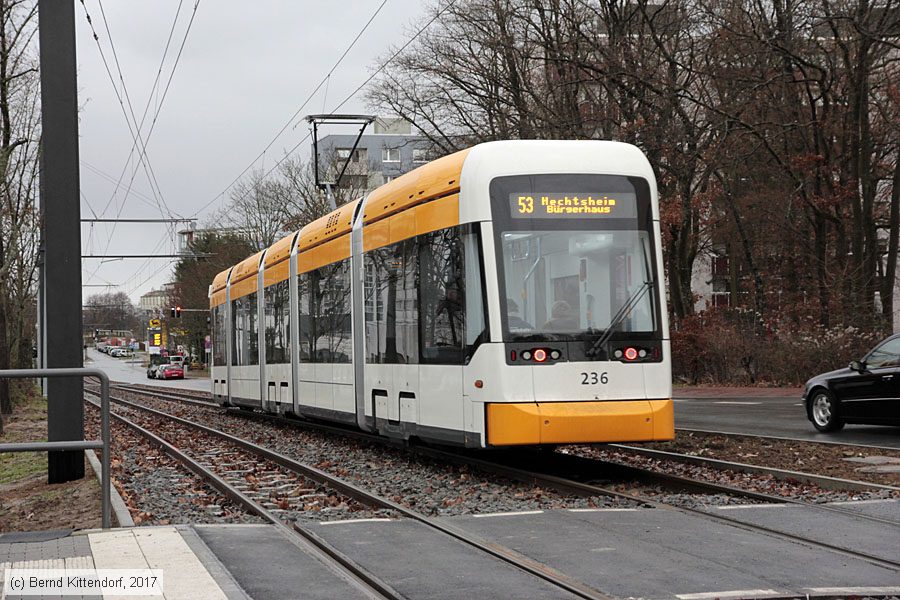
(825, 497, 900, 520)
(440, 507, 900, 599)
(700, 499, 899, 563)
(309, 517, 584, 600)
(191, 524, 374, 600)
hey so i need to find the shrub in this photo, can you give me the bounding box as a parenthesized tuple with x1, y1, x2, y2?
(671, 310, 882, 386)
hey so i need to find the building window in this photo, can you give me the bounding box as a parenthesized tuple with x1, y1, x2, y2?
(336, 148, 367, 163)
(413, 148, 428, 163)
(382, 148, 400, 163)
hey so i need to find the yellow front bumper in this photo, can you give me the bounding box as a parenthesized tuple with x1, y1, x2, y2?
(485, 399, 674, 446)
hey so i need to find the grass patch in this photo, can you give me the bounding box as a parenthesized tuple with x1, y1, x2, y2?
(1, 382, 49, 484)
(0, 452, 45, 484)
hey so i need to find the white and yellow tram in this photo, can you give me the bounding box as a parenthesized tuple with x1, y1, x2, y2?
(210, 140, 673, 447)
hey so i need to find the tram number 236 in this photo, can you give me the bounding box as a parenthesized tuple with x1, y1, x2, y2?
(580, 372, 609, 385)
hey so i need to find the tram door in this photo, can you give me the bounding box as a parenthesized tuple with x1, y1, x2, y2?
(364, 240, 421, 434)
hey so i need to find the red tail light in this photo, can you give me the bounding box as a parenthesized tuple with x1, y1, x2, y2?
(533, 348, 548, 362)
(624, 347, 638, 361)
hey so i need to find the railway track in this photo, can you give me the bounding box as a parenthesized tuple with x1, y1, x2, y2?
(110, 382, 898, 494)
(83, 394, 403, 600)
(98, 383, 900, 573)
(677, 426, 900, 453)
(607, 443, 900, 493)
(85, 387, 618, 600)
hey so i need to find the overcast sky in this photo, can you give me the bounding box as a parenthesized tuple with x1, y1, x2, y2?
(76, 1, 429, 304)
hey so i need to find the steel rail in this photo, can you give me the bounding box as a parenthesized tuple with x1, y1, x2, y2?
(677, 427, 900, 453)
(83, 396, 403, 600)
(610, 443, 900, 493)
(108, 384, 216, 408)
(85, 388, 615, 600)
(110, 383, 900, 525)
(537, 449, 900, 528)
(412, 446, 900, 572)
(101, 385, 900, 570)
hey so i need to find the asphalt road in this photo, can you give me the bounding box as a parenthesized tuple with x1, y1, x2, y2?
(85, 347, 211, 393)
(675, 395, 900, 449)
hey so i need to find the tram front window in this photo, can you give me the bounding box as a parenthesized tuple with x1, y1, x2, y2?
(499, 229, 656, 342)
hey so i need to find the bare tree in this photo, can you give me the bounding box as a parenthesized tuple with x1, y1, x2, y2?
(0, 0, 39, 429)
(82, 292, 141, 336)
(214, 169, 290, 250)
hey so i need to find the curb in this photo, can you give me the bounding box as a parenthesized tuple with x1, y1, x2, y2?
(86, 449, 135, 527)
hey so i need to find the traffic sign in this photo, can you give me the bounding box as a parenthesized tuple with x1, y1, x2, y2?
(149, 318, 160, 327)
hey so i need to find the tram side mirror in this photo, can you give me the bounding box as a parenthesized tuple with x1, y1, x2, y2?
(849, 359, 866, 372)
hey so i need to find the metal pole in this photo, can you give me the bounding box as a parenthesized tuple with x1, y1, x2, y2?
(98, 371, 111, 529)
(312, 120, 321, 188)
(39, 0, 84, 482)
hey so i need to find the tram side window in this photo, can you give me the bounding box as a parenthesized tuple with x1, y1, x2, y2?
(212, 306, 226, 366)
(365, 241, 418, 364)
(298, 273, 311, 363)
(364, 245, 396, 363)
(232, 293, 259, 366)
(246, 292, 259, 365)
(419, 224, 486, 365)
(264, 280, 290, 364)
(308, 259, 352, 364)
(231, 298, 243, 365)
(395, 240, 419, 364)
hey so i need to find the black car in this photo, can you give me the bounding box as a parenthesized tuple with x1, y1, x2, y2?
(803, 334, 900, 432)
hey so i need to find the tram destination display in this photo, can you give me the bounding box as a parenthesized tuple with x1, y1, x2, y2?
(510, 191, 637, 219)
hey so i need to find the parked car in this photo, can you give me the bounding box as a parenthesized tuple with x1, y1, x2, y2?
(157, 364, 184, 380)
(803, 334, 900, 431)
(147, 362, 167, 379)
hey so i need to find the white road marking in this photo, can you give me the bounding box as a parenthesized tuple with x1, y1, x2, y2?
(473, 510, 544, 518)
(805, 587, 900, 595)
(677, 589, 781, 600)
(713, 401, 762, 405)
(318, 518, 396, 525)
(715, 503, 791, 510)
(567, 508, 641, 512)
(828, 498, 898, 506)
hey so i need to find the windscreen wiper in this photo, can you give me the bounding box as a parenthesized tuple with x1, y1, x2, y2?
(585, 279, 653, 358)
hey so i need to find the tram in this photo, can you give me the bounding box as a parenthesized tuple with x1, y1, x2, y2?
(210, 140, 673, 447)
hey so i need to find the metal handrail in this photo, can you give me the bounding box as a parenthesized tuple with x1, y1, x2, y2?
(0, 368, 110, 529)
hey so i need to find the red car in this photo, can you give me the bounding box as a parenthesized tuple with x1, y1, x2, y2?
(157, 364, 184, 380)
